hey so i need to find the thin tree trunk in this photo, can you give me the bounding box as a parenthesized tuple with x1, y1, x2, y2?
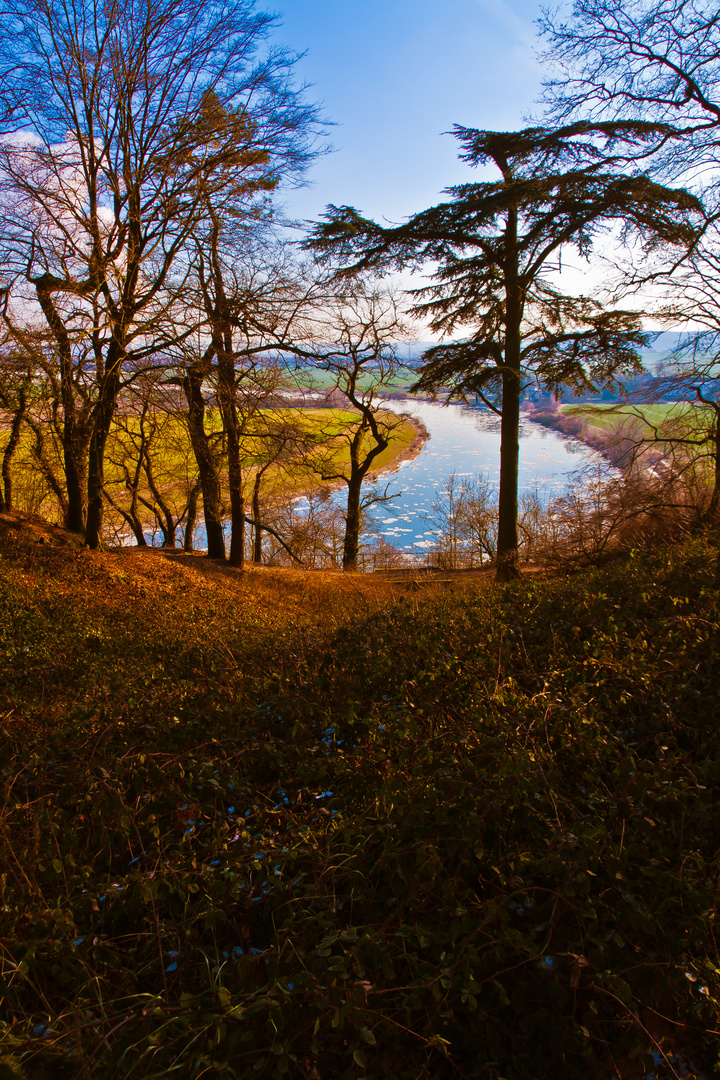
(225, 424, 245, 567)
(184, 480, 202, 552)
(144, 455, 177, 547)
(219, 354, 245, 567)
(182, 365, 226, 559)
(35, 282, 87, 533)
(252, 471, 263, 563)
(1, 386, 26, 512)
(103, 487, 148, 546)
(211, 222, 244, 569)
(217, 355, 245, 567)
(23, 415, 68, 521)
(85, 370, 120, 550)
(496, 367, 521, 579)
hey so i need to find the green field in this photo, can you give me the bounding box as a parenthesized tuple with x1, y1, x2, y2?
(292, 364, 419, 394)
(562, 401, 712, 437)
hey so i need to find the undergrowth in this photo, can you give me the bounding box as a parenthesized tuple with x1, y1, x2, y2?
(1, 528, 720, 1079)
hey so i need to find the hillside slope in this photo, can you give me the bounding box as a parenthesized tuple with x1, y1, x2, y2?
(1, 516, 719, 1079)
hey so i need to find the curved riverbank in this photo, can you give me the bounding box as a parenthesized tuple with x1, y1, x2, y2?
(522, 402, 639, 470)
(289, 411, 429, 502)
(367, 412, 430, 479)
(363, 399, 602, 551)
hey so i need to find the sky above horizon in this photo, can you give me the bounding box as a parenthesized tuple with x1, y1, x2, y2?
(272, 0, 546, 228)
(268, 0, 661, 332)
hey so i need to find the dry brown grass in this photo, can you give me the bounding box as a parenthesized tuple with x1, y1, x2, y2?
(0, 511, 500, 644)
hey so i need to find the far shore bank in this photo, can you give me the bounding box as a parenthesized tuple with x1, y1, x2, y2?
(522, 401, 636, 470)
(288, 411, 429, 503)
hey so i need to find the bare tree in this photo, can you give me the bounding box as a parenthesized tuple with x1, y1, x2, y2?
(428, 473, 498, 569)
(539, 0, 720, 183)
(264, 491, 344, 568)
(193, 238, 306, 565)
(538, 1, 720, 534)
(290, 286, 410, 571)
(246, 412, 309, 563)
(103, 376, 202, 547)
(174, 339, 228, 558)
(0, 0, 319, 546)
(0, 325, 72, 520)
(0, 341, 30, 513)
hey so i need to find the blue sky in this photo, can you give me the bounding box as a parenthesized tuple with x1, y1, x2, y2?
(272, 0, 545, 226)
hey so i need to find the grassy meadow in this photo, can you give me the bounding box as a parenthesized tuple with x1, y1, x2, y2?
(4, 407, 420, 540)
(1, 515, 719, 1079)
(562, 401, 714, 439)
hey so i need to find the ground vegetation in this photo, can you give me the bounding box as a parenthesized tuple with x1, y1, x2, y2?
(0, 518, 719, 1078)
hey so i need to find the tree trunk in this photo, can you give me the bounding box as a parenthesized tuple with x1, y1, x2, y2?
(496, 207, 522, 582)
(144, 456, 177, 548)
(218, 357, 245, 567)
(182, 366, 226, 559)
(496, 367, 521, 579)
(104, 487, 147, 546)
(133, 521, 148, 546)
(184, 480, 202, 552)
(219, 353, 245, 567)
(1, 386, 26, 511)
(226, 437, 245, 567)
(343, 472, 362, 571)
(35, 282, 87, 533)
(252, 471, 263, 563)
(213, 259, 244, 567)
(85, 370, 120, 550)
(24, 416, 68, 521)
(64, 423, 88, 535)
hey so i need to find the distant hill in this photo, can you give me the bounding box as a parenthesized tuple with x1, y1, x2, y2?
(396, 332, 718, 403)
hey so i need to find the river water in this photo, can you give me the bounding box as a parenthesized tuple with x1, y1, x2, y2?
(145, 399, 599, 554)
(364, 399, 599, 551)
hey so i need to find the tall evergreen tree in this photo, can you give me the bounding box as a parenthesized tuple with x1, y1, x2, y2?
(307, 122, 702, 578)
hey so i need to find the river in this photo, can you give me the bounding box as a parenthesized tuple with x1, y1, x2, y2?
(147, 399, 600, 554)
(364, 398, 600, 551)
